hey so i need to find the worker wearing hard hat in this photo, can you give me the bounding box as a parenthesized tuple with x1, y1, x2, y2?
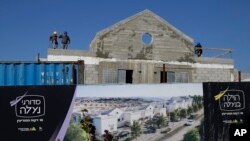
(49, 31, 58, 49)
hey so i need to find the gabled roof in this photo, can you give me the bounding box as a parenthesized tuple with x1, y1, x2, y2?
(139, 104, 153, 110)
(101, 108, 122, 115)
(101, 108, 116, 115)
(95, 9, 194, 43)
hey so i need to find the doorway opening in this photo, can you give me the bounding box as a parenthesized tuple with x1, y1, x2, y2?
(160, 71, 175, 83)
(126, 70, 133, 83)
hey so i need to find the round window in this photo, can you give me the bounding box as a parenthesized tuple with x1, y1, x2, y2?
(141, 33, 153, 45)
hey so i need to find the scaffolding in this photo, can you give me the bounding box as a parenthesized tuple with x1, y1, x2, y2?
(194, 47, 233, 58)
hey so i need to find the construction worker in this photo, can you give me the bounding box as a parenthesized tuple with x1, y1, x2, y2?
(195, 43, 203, 57)
(59, 31, 70, 49)
(49, 31, 58, 49)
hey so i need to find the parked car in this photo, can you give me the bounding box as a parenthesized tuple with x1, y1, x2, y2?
(160, 128, 171, 134)
(184, 120, 194, 126)
(144, 128, 151, 134)
(111, 131, 118, 135)
(188, 114, 197, 119)
(144, 127, 156, 134)
(117, 131, 130, 139)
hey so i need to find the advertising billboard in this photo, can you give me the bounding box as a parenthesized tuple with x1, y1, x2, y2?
(0, 85, 76, 141)
(203, 82, 250, 141)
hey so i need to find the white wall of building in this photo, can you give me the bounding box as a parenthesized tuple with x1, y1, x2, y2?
(140, 105, 154, 119)
(154, 108, 167, 117)
(124, 112, 141, 126)
(105, 108, 125, 128)
(93, 115, 117, 135)
(166, 97, 193, 112)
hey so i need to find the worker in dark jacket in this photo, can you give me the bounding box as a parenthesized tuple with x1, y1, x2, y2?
(59, 31, 70, 49)
(195, 43, 203, 57)
(49, 31, 58, 49)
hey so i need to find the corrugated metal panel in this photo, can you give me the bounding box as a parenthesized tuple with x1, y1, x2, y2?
(102, 69, 117, 84)
(118, 69, 126, 84)
(0, 62, 80, 86)
(167, 71, 175, 83)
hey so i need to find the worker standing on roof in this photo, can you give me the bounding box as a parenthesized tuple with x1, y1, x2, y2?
(195, 43, 203, 57)
(49, 31, 58, 49)
(59, 31, 70, 49)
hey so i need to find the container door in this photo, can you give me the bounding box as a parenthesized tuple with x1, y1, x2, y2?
(0, 64, 4, 85)
(55, 63, 61, 85)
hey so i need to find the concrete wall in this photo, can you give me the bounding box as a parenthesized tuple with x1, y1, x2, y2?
(192, 68, 233, 82)
(90, 10, 194, 61)
(84, 64, 99, 84)
(92, 61, 233, 84)
(97, 61, 195, 84)
(98, 61, 157, 84)
(48, 48, 93, 57)
(47, 52, 234, 84)
(195, 57, 234, 65)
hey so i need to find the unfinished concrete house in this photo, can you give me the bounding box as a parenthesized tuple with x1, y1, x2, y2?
(47, 9, 234, 84)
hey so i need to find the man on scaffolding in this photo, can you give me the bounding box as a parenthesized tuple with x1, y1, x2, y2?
(195, 43, 203, 57)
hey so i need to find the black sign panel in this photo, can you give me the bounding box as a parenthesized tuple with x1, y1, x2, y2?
(0, 85, 76, 141)
(203, 82, 250, 141)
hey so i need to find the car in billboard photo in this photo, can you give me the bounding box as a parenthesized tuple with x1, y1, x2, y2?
(184, 119, 194, 126)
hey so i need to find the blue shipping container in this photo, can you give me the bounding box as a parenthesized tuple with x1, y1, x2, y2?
(0, 62, 83, 86)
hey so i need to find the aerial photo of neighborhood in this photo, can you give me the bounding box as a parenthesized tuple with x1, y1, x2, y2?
(70, 95, 203, 141)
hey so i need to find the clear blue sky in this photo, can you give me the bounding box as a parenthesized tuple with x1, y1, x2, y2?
(0, 0, 249, 71)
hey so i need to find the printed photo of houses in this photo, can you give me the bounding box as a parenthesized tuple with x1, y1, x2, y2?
(66, 91, 203, 141)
